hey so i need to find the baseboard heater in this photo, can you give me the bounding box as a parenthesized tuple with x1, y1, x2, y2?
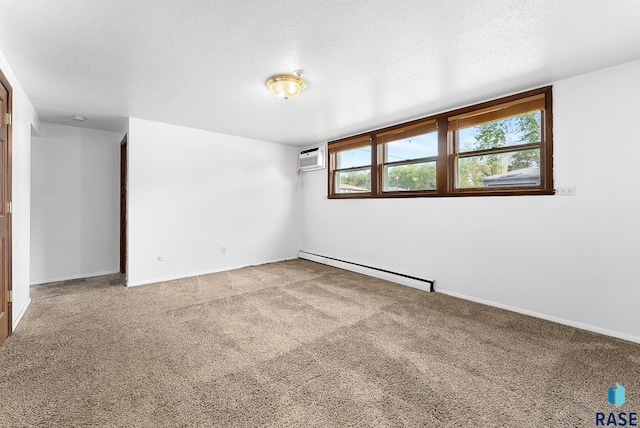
(298, 251, 434, 293)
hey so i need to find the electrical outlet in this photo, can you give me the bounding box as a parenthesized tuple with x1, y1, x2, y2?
(556, 187, 576, 196)
(221, 246, 227, 255)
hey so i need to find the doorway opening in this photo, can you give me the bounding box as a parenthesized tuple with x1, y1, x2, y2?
(120, 135, 127, 276)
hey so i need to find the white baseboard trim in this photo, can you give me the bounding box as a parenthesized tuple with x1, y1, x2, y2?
(437, 288, 640, 345)
(30, 269, 121, 286)
(298, 251, 433, 293)
(126, 257, 297, 287)
(12, 297, 31, 332)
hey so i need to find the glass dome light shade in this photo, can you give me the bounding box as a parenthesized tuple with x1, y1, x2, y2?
(266, 74, 307, 99)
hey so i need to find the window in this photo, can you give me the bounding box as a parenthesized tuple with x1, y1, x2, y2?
(450, 93, 545, 190)
(328, 135, 372, 195)
(377, 120, 438, 192)
(328, 87, 553, 198)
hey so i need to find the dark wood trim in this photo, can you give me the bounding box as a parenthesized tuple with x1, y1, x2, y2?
(436, 117, 449, 193)
(119, 135, 127, 275)
(327, 150, 332, 196)
(447, 93, 545, 130)
(328, 193, 375, 200)
(375, 189, 555, 198)
(377, 118, 439, 192)
(328, 136, 374, 198)
(327, 135, 371, 151)
(383, 156, 438, 168)
(371, 133, 378, 195)
(376, 135, 383, 193)
(376, 119, 437, 143)
(327, 86, 554, 199)
(457, 142, 541, 158)
(543, 88, 554, 191)
(0, 68, 13, 341)
(443, 86, 551, 123)
(333, 165, 371, 174)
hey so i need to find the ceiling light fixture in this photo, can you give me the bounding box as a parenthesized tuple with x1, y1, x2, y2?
(72, 116, 86, 121)
(266, 70, 306, 100)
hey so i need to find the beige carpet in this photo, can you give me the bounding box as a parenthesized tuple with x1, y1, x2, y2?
(1, 259, 638, 427)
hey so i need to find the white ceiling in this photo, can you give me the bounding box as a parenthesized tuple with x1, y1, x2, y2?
(1, 1, 639, 146)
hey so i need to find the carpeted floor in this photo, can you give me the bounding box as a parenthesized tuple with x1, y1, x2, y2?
(1, 259, 638, 427)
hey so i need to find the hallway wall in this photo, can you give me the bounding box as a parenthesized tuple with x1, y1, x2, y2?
(30, 123, 122, 284)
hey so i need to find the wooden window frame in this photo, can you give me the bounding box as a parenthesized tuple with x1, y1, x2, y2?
(328, 135, 374, 198)
(328, 86, 553, 199)
(377, 119, 438, 195)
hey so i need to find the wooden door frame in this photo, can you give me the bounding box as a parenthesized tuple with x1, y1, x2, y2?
(120, 135, 127, 274)
(0, 68, 13, 340)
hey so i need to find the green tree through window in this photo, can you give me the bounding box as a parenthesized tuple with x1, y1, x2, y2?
(328, 87, 552, 198)
(458, 111, 541, 188)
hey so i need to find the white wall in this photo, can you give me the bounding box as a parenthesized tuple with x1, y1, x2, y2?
(301, 59, 640, 343)
(0, 48, 40, 330)
(30, 123, 122, 284)
(127, 118, 301, 286)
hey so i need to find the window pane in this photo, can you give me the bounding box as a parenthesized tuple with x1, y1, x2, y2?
(384, 162, 436, 191)
(385, 131, 437, 162)
(457, 148, 540, 188)
(458, 111, 541, 153)
(336, 146, 371, 169)
(336, 168, 371, 193)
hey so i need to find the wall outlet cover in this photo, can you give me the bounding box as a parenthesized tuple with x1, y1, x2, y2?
(556, 187, 576, 196)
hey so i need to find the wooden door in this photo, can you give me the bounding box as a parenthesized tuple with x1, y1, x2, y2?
(0, 71, 12, 347)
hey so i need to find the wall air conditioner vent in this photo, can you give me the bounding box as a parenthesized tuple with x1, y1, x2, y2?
(299, 144, 325, 172)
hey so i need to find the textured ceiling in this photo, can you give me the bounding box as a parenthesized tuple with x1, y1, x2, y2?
(1, 0, 639, 146)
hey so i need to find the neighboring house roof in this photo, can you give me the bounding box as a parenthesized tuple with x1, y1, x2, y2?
(339, 183, 369, 192)
(481, 167, 540, 187)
